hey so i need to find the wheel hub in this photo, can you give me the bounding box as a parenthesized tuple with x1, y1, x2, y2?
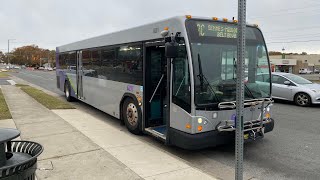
(297, 94, 308, 105)
(126, 103, 138, 126)
(66, 86, 69, 97)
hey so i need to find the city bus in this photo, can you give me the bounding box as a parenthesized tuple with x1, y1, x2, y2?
(56, 16, 274, 149)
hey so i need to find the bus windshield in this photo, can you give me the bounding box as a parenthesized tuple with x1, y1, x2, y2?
(186, 20, 271, 106)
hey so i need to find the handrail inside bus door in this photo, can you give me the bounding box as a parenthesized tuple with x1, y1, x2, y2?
(149, 74, 164, 103)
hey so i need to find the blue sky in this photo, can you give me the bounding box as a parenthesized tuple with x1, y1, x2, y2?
(1, 0, 320, 53)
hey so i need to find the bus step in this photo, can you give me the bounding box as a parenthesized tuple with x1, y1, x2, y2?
(145, 125, 166, 141)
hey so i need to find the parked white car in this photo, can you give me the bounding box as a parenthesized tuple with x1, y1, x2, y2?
(45, 67, 53, 71)
(299, 68, 312, 74)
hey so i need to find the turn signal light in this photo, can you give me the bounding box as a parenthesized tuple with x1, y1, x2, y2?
(186, 123, 191, 129)
(186, 15, 192, 19)
(164, 27, 169, 30)
(265, 113, 271, 119)
(198, 126, 203, 131)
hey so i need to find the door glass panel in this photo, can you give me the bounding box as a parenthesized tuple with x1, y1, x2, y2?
(82, 50, 91, 76)
(172, 44, 191, 113)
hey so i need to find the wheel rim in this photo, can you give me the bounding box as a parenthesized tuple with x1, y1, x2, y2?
(66, 85, 70, 98)
(126, 103, 138, 126)
(297, 94, 309, 106)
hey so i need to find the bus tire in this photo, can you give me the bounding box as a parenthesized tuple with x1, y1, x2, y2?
(65, 81, 73, 102)
(122, 97, 142, 135)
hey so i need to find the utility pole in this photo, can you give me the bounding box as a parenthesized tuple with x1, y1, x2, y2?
(236, 0, 246, 180)
(7, 39, 15, 65)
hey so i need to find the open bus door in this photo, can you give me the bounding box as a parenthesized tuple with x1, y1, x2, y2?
(143, 41, 170, 142)
(143, 36, 180, 144)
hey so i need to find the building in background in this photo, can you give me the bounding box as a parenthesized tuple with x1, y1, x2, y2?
(270, 58, 296, 73)
(269, 54, 320, 74)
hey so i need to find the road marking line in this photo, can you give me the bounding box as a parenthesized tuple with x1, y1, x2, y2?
(7, 80, 16, 85)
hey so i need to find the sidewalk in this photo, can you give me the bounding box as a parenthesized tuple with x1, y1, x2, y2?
(1, 85, 142, 180)
(1, 84, 217, 180)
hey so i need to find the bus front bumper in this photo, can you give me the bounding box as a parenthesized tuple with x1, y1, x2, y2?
(168, 118, 274, 150)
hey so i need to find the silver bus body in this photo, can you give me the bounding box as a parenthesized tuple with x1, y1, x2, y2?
(56, 16, 274, 149)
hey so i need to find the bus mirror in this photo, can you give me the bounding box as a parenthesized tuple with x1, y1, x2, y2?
(165, 42, 179, 58)
(257, 46, 263, 58)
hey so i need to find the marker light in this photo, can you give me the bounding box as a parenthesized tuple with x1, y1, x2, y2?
(233, 20, 238, 23)
(223, 18, 228, 22)
(186, 15, 192, 19)
(198, 126, 203, 131)
(198, 118, 203, 124)
(164, 27, 169, 30)
(186, 123, 191, 129)
(265, 112, 271, 119)
(212, 17, 218, 21)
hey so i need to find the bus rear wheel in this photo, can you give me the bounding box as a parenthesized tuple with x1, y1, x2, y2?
(65, 81, 74, 102)
(122, 98, 142, 135)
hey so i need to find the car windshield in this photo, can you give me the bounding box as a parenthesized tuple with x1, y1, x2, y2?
(186, 20, 271, 106)
(283, 74, 312, 84)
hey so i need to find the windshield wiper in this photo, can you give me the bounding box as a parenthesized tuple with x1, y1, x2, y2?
(197, 53, 220, 103)
(231, 57, 255, 99)
(231, 78, 256, 99)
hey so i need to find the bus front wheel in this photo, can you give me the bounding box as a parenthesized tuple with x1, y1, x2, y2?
(122, 97, 142, 135)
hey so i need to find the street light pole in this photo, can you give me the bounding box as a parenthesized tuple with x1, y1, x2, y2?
(7, 39, 15, 65)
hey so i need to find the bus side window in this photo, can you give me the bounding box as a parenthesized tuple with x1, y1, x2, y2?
(101, 48, 116, 80)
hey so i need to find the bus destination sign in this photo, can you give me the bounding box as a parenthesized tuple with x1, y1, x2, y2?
(196, 22, 238, 38)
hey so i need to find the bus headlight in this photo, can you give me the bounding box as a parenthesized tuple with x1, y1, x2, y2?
(198, 118, 203, 124)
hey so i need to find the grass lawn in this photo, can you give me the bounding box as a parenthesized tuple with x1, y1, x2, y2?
(0, 72, 9, 78)
(0, 88, 12, 120)
(15, 84, 30, 87)
(19, 85, 74, 109)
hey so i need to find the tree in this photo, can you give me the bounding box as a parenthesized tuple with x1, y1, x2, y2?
(0, 51, 5, 63)
(301, 52, 307, 55)
(269, 51, 282, 55)
(10, 45, 56, 66)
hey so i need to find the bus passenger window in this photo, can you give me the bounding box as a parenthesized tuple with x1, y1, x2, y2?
(100, 48, 116, 80)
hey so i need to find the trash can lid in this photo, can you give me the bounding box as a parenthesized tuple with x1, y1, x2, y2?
(0, 128, 20, 144)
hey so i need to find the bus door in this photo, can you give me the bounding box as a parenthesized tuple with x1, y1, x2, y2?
(144, 42, 168, 141)
(77, 51, 84, 100)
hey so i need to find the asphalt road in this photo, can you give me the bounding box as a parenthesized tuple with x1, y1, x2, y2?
(8, 69, 320, 180)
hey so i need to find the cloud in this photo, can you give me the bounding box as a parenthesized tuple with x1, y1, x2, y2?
(0, 0, 319, 53)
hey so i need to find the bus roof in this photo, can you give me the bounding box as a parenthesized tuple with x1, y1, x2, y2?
(57, 16, 259, 53)
(57, 16, 187, 53)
